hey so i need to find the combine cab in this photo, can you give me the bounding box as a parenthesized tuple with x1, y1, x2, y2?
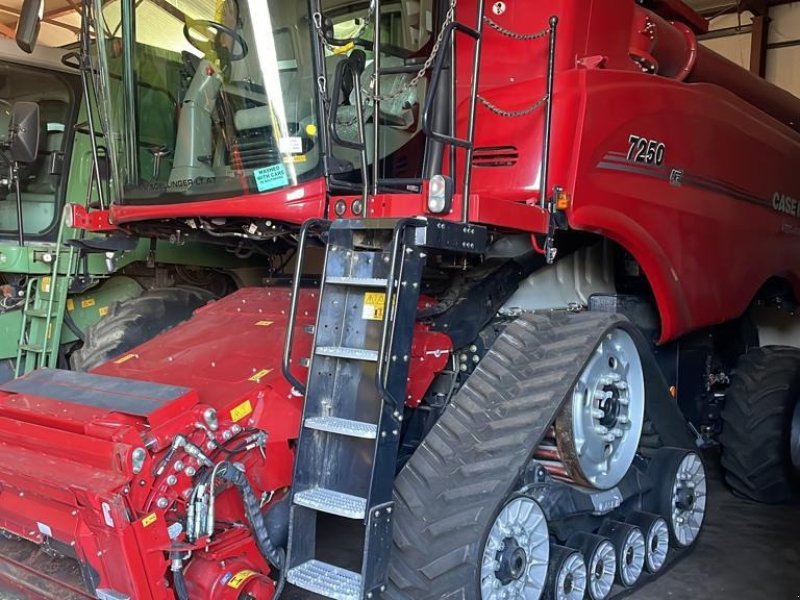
(0, 0, 798, 599)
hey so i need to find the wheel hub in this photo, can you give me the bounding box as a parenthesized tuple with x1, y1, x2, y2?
(671, 453, 707, 547)
(495, 539, 528, 584)
(481, 497, 549, 600)
(557, 329, 646, 490)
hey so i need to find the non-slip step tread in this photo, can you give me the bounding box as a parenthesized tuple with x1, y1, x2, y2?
(294, 488, 367, 519)
(326, 276, 389, 288)
(305, 416, 378, 439)
(316, 346, 379, 362)
(286, 560, 362, 600)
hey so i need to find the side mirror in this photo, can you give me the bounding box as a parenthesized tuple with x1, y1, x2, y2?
(9, 102, 40, 163)
(15, 0, 43, 54)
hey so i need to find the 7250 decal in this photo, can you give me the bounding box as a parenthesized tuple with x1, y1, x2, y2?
(627, 135, 666, 166)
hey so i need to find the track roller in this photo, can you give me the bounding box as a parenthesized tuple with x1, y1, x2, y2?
(626, 512, 669, 573)
(646, 448, 707, 548)
(566, 532, 616, 600)
(544, 545, 587, 600)
(598, 521, 645, 587)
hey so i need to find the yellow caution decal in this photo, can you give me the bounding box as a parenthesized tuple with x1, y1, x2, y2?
(99, 306, 109, 317)
(226, 569, 257, 589)
(230, 399, 254, 422)
(141, 513, 157, 528)
(362, 292, 386, 321)
(255, 320, 274, 327)
(81, 298, 96, 309)
(66, 299, 74, 312)
(114, 353, 137, 365)
(248, 369, 272, 383)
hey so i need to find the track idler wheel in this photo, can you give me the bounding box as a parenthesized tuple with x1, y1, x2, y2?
(598, 521, 645, 587)
(566, 533, 616, 600)
(646, 448, 707, 548)
(480, 495, 550, 600)
(544, 545, 587, 600)
(626, 512, 669, 573)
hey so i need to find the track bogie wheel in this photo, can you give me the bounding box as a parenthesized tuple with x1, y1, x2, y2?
(565, 532, 616, 600)
(543, 545, 587, 600)
(598, 521, 645, 587)
(625, 512, 669, 573)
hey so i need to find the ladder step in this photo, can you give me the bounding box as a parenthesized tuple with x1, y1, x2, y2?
(316, 346, 379, 362)
(326, 276, 388, 288)
(19, 343, 44, 353)
(286, 560, 362, 600)
(305, 416, 378, 439)
(294, 488, 367, 519)
(26, 308, 52, 319)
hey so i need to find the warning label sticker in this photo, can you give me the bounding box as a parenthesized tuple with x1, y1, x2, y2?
(362, 292, 386, 321)
(227, 569, 257, 589)
(231, 399, 254, 421)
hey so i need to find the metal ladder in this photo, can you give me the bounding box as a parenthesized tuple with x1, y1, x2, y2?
(282, 218, 488, 599)
(15, 208, 81, 376)
(282, 218, 427, 599)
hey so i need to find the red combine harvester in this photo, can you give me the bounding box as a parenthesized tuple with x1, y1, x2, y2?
(1, 0, 799, 599)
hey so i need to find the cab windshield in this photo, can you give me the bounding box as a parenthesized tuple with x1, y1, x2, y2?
(91, 0, 321, 204)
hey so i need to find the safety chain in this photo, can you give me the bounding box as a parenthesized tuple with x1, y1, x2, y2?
(483, 16, 551, 41)
(369, 0, 458, 102)
(313, 0, 375, 51)
(476, 93, 548, 118)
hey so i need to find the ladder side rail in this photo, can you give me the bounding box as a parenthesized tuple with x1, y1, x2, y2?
(282, 218, 331, 395)
(14, 277, 40, 377)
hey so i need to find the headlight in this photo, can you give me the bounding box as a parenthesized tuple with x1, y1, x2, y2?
(427, 175, 453, 214)
(63, 203, 76, 228)
(333, 199, 347, 217)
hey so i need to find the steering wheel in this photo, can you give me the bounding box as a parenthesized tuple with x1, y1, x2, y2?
(183, 19, 248, 62)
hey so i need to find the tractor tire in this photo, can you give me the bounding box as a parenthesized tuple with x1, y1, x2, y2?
(70, 286, 214, 372)
(386, 312, 625, 600)
(720, 345, 800, 504)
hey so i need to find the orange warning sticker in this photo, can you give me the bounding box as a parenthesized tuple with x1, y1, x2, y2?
(255, 320, 274, 327)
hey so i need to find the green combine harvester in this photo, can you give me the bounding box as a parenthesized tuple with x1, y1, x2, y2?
(0, 37, 265, 382)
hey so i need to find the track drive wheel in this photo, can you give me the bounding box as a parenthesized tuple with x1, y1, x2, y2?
(543, 545, 586, 600)
(386, 312, 628, 600)
(721, 346, 800, 503)
(565, 533, 616, 600)
(70, 286, 215, 371)
(645, 448, 707, 548)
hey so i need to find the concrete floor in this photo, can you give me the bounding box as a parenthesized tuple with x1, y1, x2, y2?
(286, 455, 800, 600)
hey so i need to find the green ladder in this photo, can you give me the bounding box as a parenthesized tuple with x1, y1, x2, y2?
(15, 207, 82, 376)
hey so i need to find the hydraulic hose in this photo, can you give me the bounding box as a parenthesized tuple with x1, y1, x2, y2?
(218, 463, 284, 570)
(170, 553, 190, 600)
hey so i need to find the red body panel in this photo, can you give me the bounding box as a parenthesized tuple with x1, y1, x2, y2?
(0, 289, 450, 598)
(446, 0, 800, 341)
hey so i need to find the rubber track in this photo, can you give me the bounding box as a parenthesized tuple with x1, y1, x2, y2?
(70, 286, 214, 372)
(720, 345, 800, 503)
(386, 311, 630, 599)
